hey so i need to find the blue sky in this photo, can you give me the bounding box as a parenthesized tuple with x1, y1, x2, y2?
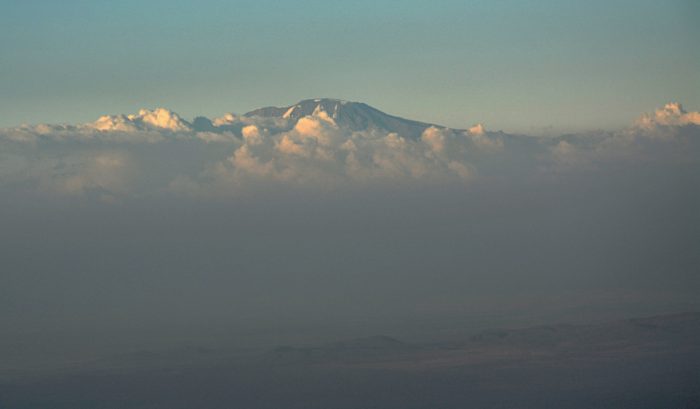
(1, 0, 698, 132)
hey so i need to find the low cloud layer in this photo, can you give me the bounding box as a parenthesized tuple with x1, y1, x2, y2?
(1, 101, 699, 342)
(0, 102, 698, 200)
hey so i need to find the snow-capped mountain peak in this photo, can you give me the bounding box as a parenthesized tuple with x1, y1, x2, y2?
(245, 98, 440, 138)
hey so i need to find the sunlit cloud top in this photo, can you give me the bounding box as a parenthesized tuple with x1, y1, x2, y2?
(0, 100, 698, 202)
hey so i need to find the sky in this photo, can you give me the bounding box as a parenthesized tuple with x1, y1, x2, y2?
(1, 0, 698, 133)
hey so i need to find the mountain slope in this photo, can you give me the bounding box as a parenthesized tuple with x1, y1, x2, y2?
(245, 98, 443, 138)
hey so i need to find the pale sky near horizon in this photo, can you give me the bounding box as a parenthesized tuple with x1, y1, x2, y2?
(1, 0, 698, 133)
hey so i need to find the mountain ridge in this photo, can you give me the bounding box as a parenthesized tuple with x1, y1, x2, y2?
(83, 98, 450, 138)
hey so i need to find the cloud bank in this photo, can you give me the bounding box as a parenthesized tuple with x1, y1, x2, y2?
(0, 101, 698, 200)
(1, 101, 699, 342)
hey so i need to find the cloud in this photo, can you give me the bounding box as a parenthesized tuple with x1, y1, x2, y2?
(0, 147, 133, 201)
(241, 125, 263, 144)
(548, 140, 593, 169)
(0, 103, 698, 199)
(92, 108, 193, 132)
(1, 108, 203, 144)
(636, 103, 700, 129)
(468, 123, 486, 136)
(195, 131, 239, 143)
(53, 153, 131, 198)
(538, 103, 700, 172)
(421, 126, 447, 153)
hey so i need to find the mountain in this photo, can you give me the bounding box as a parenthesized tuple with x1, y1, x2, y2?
(4, 312, 699, 408)
(244, 98, 443, 138)
(264, 312, 700, 369)
(92, 108, 193, 132)
(466, 312, 700, 349)
(43, 98, 454, 138)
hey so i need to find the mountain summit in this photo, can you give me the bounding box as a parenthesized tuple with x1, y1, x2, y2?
(245, 98, 441, 138)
